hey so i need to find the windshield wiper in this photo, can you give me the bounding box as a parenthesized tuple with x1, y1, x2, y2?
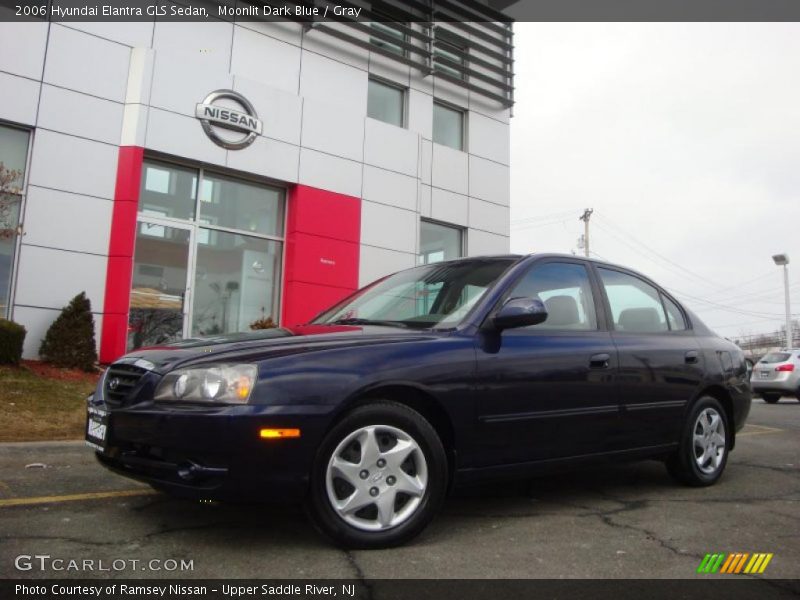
(328, 318, 409, 328)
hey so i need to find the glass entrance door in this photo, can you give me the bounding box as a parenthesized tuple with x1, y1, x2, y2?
(128, 219, 193, 351)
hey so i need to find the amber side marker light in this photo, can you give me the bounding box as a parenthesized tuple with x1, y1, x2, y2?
(259, 428, 301, 439)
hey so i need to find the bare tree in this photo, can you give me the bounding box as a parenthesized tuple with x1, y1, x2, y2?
(0, 162, 23, 241)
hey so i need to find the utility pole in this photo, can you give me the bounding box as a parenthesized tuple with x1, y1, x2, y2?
(579, 209, 593, 258)
(772, 254, 792, 348)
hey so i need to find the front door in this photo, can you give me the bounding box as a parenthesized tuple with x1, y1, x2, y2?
(472, 260, 622, 467)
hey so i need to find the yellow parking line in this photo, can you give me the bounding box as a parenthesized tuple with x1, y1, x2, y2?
(0, 489, 155, 508)
(738, 425, 784, 437)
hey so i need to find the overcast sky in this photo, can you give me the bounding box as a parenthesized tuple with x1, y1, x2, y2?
(509, 23, 800, 341)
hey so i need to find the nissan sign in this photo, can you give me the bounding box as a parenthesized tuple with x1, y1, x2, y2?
(195, 90, 262, 150)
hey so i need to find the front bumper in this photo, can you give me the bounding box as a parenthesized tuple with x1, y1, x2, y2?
(90, 400, 334, 502)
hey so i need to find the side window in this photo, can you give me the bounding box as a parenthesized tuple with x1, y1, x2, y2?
(662, 295, 688, 331)
(598, 269, 668, 333)
(507, 262, 597, 330)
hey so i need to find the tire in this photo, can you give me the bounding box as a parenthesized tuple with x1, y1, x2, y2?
(666, 396, 730, 487)
(761, 394, 780, 404)
(306, 401, 448, 549)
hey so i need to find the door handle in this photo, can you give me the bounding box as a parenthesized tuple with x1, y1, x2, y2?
(590, 353, 611, 369)
(685, 351, 699, 364)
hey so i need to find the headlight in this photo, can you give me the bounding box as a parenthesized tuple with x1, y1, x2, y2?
(154, 364, 258, 404)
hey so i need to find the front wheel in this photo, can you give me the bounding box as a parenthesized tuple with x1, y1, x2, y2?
(666, 396, 730, 487)
(306, 402, 448, 549)
(761, 393, 781, 404)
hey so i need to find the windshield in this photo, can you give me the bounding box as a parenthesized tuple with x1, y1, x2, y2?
(313, 259, 516, 329)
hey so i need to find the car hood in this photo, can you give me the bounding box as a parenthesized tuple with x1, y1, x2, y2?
(116, 325, 443, 374)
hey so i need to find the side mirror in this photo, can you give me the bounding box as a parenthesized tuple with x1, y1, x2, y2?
(493, 297, 548, 330)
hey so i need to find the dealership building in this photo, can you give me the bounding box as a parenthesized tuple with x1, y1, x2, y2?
(0, 4, 514, 363)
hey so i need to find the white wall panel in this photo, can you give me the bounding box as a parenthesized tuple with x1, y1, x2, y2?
(359, 245, 416, 287)
(419, 139, 432, 185)
(298, 148, 362, 198)
(146, 108, 227, 167)
(301, 98, 364, 162)
(43, 25, 130, 102)
(408, 89, 433, 140)
(0, 22, 48, 80)
(28, 130, 117, 200)
(300, 50, 368, 113)
(468, 155, 510, 206)
(360, 200, 417, 254)
(22, 186, 112, 256)
(467, 229, 510, 256)
(231, 27, 301, 95)
(13, 305, 101, 359)
(362, 166, 417, 212)
(431, 143, 468, 195)
(233, 76, 302, 146)
(14, 245, 108, 313)
(302, 27, 369, 71)
(152, 21, 232, 72)
(363, 118, 418, 177)
(38, 85, 123, 145)
(226, 135, 299, 184)
(468, 111, 510, 166)
(149, 48, 233, 117)
(237, 21, 302, 47)
(419, 184, 432, 218)
(59, 22, 155, 48)
(431, 188, 468, 227)
(469, 197, 510, 236)
(0, 72, 39, 126)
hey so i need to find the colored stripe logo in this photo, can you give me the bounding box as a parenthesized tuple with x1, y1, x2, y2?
(697, 552, 773, 574)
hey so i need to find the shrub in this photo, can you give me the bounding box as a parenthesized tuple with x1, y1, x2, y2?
(0, 319, 26, 365)
(39, 292, 98, 371)
(249, 316, 277, 330)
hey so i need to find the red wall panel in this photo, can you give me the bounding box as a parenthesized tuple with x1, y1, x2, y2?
(99, 146, 143, 363)
(282, 185, 361, 326)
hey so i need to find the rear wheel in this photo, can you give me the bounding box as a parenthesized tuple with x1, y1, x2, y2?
(306, 402, 447, 549)
(761, 394, 781, 404)
(666, 396, 729, 487)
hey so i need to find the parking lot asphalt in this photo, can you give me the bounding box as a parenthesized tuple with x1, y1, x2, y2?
(0, 398, 798, 580)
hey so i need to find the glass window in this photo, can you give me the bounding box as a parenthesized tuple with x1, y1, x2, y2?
(599, 268, 668, 333)
(433, 102, 464, 151)
(0, 125, 30, 318)
(434, 37, 467, 81)
(508, 262, 597, 330)
(368, 79, 405, 127)
(140, 161, 197, 221)
(198, 173, 283, 237)
(662, 295, 687, 331)
(192, 230, 282, 337)
(128, 225, 190, 350)
(419, 220, 462, 265)
(371, 13, 406, 56)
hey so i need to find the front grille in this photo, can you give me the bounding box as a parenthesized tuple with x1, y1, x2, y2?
(104, 363, 147, 404)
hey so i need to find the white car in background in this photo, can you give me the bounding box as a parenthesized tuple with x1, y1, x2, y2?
(750, 349, 800, 403)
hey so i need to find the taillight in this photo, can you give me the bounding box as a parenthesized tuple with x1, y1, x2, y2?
(776, 364, 795, 372)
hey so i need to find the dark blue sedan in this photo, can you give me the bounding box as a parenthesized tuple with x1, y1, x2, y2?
(87, 254, 751, 548)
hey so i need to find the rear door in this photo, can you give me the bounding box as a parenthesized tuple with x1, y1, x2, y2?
(594, 266, 704, 449)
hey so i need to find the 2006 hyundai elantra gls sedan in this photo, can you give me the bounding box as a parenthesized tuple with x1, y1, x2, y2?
(87, 254, 751, 548)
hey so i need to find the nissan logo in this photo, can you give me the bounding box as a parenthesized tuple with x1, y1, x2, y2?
(108, 378, 120, 391)
(195, 89, 263, 150)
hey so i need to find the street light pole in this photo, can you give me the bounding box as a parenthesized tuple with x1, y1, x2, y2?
(772, 254, 792, 348)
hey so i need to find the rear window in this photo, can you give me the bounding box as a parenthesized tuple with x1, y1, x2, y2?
(761, 352, 791, 363)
